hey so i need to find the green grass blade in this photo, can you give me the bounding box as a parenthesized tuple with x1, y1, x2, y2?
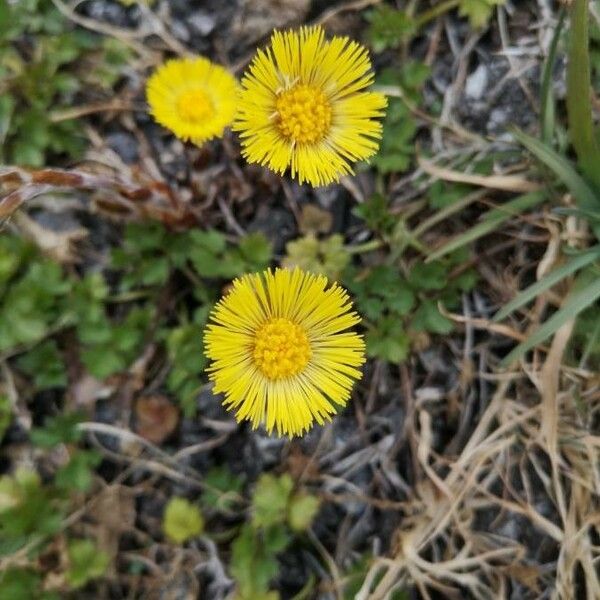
(566, 0, 600, 188)
(540, 8, 566, 143)
(493, 245, 600, 322)
(512, 128, 600, 214)
(426, 191, 546, 262)
(500, 275, 600, 366)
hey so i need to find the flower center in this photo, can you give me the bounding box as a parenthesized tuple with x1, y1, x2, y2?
(276, 83, 332, 144)
(177, 88, 215, 123)
(253, 317, 311, 380)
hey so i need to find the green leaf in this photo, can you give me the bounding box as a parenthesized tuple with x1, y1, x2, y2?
(30, 413, 83, 448)
(459, 0, 505, 28)
(0, 395, 11, 443)
(16, 340, 66, 389)
(0, 568, 58, 600)
(366, 5, 415, 52)
(189, 229, 227, 254)
(366, 318, 410, 363)
(411, 300, 454, 335)
(0, 468, 63, 556)
(202, 467, 244, 513)
(353, 193, 395, 232)
(427, 181, 472, 210)
(66, 539, 110, 589)
(408, 262, 448, 291)
(252, 474, 294, 529)
(512, 129, 600, 224)
(163, 497, 204, 544)
(166, 321, 207, 417)
(238, 233, 273, 269)
(387, 288, 415, 315)
(501, 275, 600, 365)
(287, 493, 320, 532)
(231, 523, 287, 599)
(283, 234, 350, 280)
(494, 246, 600, 321)
(566, 0, 600, 188)
(55, 450, 101, 492)
(540, 9, 566, 144)
(0, 95, 15, 149)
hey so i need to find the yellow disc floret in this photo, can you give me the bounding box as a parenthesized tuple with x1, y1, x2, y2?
(176, 89, 216, 123)
(253, 317, 311, 379)
(276, 84, 332, 144)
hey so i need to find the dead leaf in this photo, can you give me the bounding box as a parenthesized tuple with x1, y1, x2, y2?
(93, 485, 137, 571)
(134, 395, 179, 444)
(299, 204, 332, 235)
(13, 211, 87, 263)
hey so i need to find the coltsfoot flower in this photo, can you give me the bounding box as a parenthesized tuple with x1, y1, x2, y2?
(234, 26, 387, 187)
(204, 268, 365, 436)
(146, 57, 238, 146)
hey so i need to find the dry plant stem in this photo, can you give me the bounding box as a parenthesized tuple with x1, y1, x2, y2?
(414, 0, 460, 28)
(357, 386, 511, 600)
(418, 156, 541, 192)
(0, 166, 197, 227)
(313, 0, 381, 25)
(51, 0, 152, 58)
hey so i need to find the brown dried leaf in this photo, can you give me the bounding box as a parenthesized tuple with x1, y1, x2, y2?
(13, 212, 88, 264)
(299, 204, 332, 235)
(134, 395, 179, 444)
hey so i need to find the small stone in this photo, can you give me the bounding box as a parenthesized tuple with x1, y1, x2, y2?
(465, 64, 488, 100)
(188, 11, 217, 36)
(106, 132, 139, 164)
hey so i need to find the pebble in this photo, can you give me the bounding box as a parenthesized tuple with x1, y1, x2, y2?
(465, 64, 488, 100)
(188, 11, 217, 36)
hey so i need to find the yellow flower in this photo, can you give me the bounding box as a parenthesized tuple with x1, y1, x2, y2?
(204, 268, 365, 436)
(234, 26, 387, 187)
(146, 57, 238, 145)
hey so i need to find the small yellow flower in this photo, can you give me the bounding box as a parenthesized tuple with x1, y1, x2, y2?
(146, 57, 238, 145)
(204, 268, 365, 436)
(234, 26, 387, 187)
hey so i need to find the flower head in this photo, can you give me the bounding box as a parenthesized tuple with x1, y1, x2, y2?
(146, 57, 238, 146)
(204, 268, 365, 436)
(234, 26, 387, 187)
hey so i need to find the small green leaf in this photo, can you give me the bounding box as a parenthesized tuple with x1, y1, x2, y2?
(287, 493, 320, 532)
(283, 234, 350, 280)
(459, 0, 505, 28)
(0, 395, 11, 443)
(366, 318, 410, 363)
(252, 474, 294, 530)
(408, 262, 448, 291)
(202, 467, 244, 513)
(55, 450, 101, 492)
(0, 568, 58, 600)
(366, 6, 415, 52)
(16, 340, 66, 389)
(412, 300, 454, 335)
(238, 233, 273, 269)
(66, 539, 110, 589)
(163, 497, 204, 544)
(30, 413, 83, 448)
(231, 523, 287, 599)
(353, 193, 395, 232)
